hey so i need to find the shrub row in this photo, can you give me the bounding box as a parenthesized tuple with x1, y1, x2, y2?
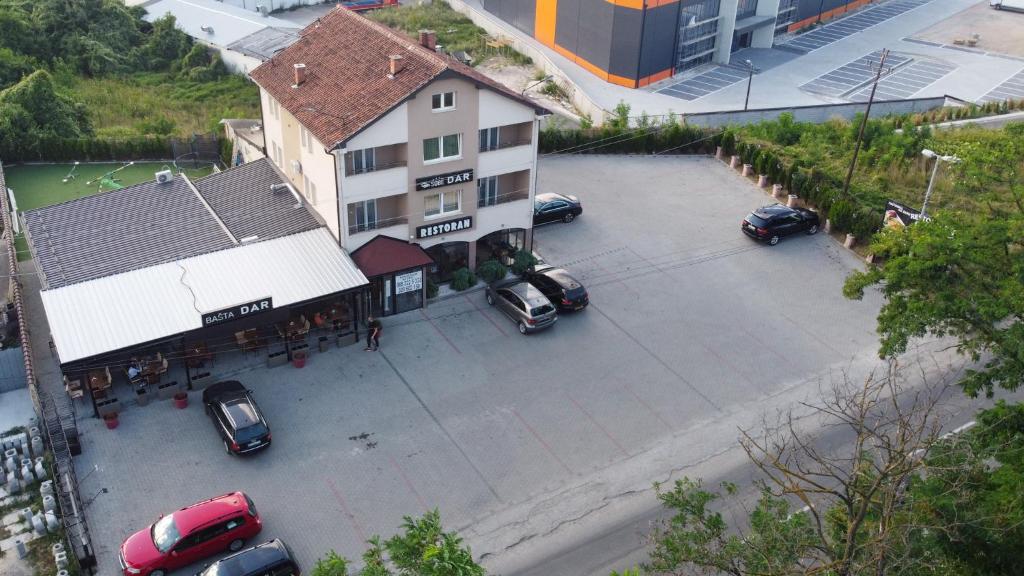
(0, 135, 174, 163)
(539, 121, 717, 155)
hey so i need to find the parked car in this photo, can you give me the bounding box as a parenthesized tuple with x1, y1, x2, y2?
(741, 203, 820, 245)
(522, 265, 589, 312)
(119, 492, 263, 576)
(485, 280, 558, 334)
(534, 192, 582, 225)
(203, 381, 271, 455)
(196, 538, 300, 576)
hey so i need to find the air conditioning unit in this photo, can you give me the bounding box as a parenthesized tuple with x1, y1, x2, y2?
(155, 170, 174, 184)
(291, 159, 303, 175)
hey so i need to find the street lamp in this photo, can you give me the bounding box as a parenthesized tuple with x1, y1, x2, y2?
(522, 75, 553, 96)
(920, 149, 959, 218)
(743, 60, 755, 111)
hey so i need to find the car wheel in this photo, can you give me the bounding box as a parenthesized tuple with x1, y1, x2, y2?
(151, 570, 166, 576)
(807, 224, 819, 235)
(228, 538, 244, 552)
(769, 235, 780, 246)
(518, 322, 528, 335)
(563, 212, 575, 223)
(486, 293, 494, 305)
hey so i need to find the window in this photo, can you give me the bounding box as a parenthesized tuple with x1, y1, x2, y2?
(302, 174, 317, 204)
(151, 515, 182, 553)
(300, 127, 314, 153)
(425, 190, 461, 218)
(431, 91, 456, 111)
(268, 96, 280, 120)
(423, 134, 461, 163)
(271, 142, 283, 167)
(479, 127, 500, 152)
(350, 148, 375, 174)
(477, 176, 498, 207)
(352, 200, 377, 233)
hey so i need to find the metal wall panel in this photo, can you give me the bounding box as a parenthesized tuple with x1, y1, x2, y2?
(638, 3, 681, 78)
(796, 0, 853, 21)
(609, 5, 644, 80)
(483, 0, 536, 36)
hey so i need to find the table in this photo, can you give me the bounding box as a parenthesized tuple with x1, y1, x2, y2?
(185, 342, 213, 368)
(137, 354, 168, 385)
(277, 315, 310, 341)
(88, 368, 111, 399)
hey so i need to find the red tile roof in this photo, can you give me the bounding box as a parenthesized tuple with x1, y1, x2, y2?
(350, 234, 434, 278)
(249, 6, 548, 151)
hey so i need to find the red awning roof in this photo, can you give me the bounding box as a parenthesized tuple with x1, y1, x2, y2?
(350, 235, 434, 278)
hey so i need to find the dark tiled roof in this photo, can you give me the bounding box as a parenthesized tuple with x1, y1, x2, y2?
(350, 234, 434, 278)
(193, 158, 320, 241)
(249, 6, 548, 151)
(24, 177, 235, 289)
(227, 27, 299, 61)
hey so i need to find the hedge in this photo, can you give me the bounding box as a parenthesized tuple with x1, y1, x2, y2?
(0, 135, 174, 163)
(539, 121, 717, 155)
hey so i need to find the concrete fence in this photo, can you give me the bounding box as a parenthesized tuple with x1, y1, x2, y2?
(681, 95, 953, 128)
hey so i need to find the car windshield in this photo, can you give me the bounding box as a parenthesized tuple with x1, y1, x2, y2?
(151, 514, 181, 553)
(531, 304, 555, 316)
(746, 213, 770, 227)
(566, 287, 586, 300)
(199, 562, 224, 576)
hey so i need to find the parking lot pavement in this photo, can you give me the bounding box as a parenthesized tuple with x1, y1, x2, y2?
(780, 0, 935, 54)
(978, 67, 1024, 103)
(848, 58, 957, 101)
(75, 156, 883, 574)
(655, 65, 751, 101)
(801, 50, 913, 98)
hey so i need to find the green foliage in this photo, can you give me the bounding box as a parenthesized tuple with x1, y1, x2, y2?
(0, 46, 37, 90)
(538, 116, 715, 155)
(135, 116, 175, 136)
(828, 198, 855, 233)
(450, 268, 477, 291)
(510, 249, 538, 275)
(718, 129, 736, 156)
(426, 278, 439, 299)
(135, 14, 191, 72)
(475, 259, 508, 284)
(367, 1, 530, 66)
(311, 550, 350, 576)
(609, 100, 631, 131)
(540, 79, 567, 100)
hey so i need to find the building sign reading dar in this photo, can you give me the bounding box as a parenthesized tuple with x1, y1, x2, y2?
(202, 297, 273, 327)
(416, 169, 474, 191)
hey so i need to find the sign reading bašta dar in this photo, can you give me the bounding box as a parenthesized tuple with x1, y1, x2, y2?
(416, 216, 473, 239)
(202, 297, 273, 327)
(415, 169, 474, 191)
(395, 271, 423, 294)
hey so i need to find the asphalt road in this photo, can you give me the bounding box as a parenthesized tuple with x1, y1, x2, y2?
(510, 359, 1024, 576)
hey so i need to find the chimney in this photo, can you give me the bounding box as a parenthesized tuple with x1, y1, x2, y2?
(293, 63, 307, 87)
(418, 29, 436, 51)
(389, 55, 404, 77)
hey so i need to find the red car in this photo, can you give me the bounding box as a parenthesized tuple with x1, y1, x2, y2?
(119, 492, 262, 576)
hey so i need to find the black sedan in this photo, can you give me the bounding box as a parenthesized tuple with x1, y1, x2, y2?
(522, 264, 589, 312)
(203, 381, 271, 455)
(741, 203, 820, 245)
(534, 192, 582, 225)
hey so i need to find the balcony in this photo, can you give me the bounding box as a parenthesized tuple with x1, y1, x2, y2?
(344, 162, 408, 202)
(479, 143, 533, 178)
(347, 215, 409, 237)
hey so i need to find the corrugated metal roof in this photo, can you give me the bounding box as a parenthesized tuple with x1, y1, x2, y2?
(24, 177, 236, 289)
(140, 0, 299, 48)
(42, 228, 368, 364)
(193, 158, 320, 241)
(227, 27, 298, 61)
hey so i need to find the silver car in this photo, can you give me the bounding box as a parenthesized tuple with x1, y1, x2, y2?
(485, 280, 558, 335)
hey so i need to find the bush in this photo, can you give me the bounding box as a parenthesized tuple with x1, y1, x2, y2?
(476, 259, 508, 283)
(450, 268, 477, 291)
(828, 199, 855, 232)
(510, 250, 538, 275)
(426, 277, 439, 299)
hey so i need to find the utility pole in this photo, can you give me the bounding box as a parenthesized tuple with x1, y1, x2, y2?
(841, 48, 889, 199)
(743, 60, 755, 111)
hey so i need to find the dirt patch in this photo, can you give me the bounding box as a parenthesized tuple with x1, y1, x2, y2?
(474, 57, 582, 125)
(912, 1, 1024, 57)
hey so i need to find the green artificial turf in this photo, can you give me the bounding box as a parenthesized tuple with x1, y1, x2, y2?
(4, 161, 214, 212)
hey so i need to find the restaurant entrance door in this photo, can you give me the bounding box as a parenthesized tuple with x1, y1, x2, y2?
(368, 267, 425, 317)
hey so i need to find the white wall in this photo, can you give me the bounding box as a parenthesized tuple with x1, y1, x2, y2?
(298, 131, 341, 240)
(345, 103, 409, 151)
(260, 88, 284, 171)
(478, 90, 535, 129)
(215, 45, 262, 75)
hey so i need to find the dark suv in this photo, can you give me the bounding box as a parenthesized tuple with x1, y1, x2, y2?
(522, 265, 589, 312)
(203, 381, 271, 455)
(741, 203, 820, 245)
(197, 539, 299, 576)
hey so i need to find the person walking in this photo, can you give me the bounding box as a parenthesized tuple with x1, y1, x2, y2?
(365, 315, 382, 351)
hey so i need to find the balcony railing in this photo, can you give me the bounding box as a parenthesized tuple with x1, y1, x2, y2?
(480, 138, 532, 153)
(345, 159, 407, 177)
(479, 187, 529, 208)
(348, 215, 408, 236)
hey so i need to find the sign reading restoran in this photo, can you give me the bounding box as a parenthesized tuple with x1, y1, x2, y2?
(416, 216, 473, 239)
(415, 169, 474, 191)
(202, 297, 273, 327)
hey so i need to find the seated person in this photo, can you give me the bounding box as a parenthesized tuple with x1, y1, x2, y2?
(127, 360, 142, 380)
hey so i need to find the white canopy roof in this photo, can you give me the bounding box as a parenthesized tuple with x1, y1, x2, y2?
(42, 228, 368, 364)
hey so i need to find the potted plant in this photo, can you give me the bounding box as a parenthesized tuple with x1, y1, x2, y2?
(172, 391, 188, 409)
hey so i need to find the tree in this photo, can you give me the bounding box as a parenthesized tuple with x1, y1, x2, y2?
(644, 363, 954, 576)
(310, 510, 485, 576)
(134, 14, 191, 71)
(0, 69, 92, 137)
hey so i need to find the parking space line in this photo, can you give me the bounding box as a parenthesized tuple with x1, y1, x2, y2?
(510, 408, 574, 475)
(587, 302, 722, 411)
(326, 476, 368, 542)
(380, 351, 503, 501)
(566, 393, 630, 458)
(463, 294, 508, 337)
(388, 454, 429, 513)
(419, 308, 461, 354)
(622, 384, 674, 431)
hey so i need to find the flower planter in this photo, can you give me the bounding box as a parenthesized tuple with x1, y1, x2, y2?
(787, 194, 799, 208)
(824, 218, 832, 233)
(103, 413, 119, 429)
(742, 164, 753, 177)
(844, 233, 856, 248)
(715, 146, 724, 160)
(173, 392, 188, 409)
(157, 380, 182, 400)
(292, 350, 307, 369)
(772, 184, 783, 198)
(318, 336, 330, 353)
(729, 155, 740, 168)
(757, 174, 768, 188)
(190, 372, 213, 391)
(266, 349, 288, 368)
(96, 397, 121, 418)
(135, 387, 150, 407)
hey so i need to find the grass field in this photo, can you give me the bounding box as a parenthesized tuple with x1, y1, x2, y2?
(4, 162, 214, 212)
(4, 162, 214, 261)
